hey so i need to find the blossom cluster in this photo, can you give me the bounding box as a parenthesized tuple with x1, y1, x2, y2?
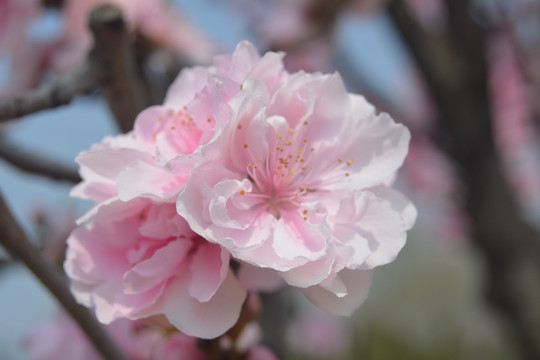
(64, 41, 415, 342)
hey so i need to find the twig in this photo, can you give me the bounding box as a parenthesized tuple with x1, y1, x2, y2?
(388, 1, 540, 358)
(0, 192, 129, 360)
(88, 5, 152, 133)
(0, 63, 100, 122)
(0, 140, 80, 183)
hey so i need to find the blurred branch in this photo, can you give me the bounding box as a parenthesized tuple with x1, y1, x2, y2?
(0, 63, 99, 122)
(0, 192, 129, 360)
(0, 140, 80, 183)
(88, 4, 152, 133)
(388, 1, 540, 358)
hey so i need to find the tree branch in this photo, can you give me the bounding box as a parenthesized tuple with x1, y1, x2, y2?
(0, 63, 100, 122)
(0, 140, 80, 183)
(0, 192, 129, 360)
(388, 1, 540, 358)
(88, 5, 152, 133)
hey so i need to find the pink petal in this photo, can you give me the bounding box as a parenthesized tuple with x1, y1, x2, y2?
(272, 212, 329, 261)
(163, 271, 247, 339)
(123, 239, 192, 294)
(188, 242, 229, 302)
(117, 160, 186, 201)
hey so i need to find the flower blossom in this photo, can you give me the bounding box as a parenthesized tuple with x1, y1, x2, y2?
(71, 41, 286, 205)
(65, 198, 246, 339)
(176, 43, 416, 315)
(67, 41, 414, 332)
(66, 42, 289, 338)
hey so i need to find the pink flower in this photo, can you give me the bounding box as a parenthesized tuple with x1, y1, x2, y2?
(23, 312, 161, 360)
(177, 49, 416, 315)
(72, 41, 287, 205)
(64, 199, 246, 339)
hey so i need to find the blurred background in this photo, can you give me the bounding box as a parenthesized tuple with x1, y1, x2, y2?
(1, 0, 540, 359)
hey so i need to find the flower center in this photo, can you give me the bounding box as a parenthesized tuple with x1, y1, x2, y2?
(240, 127, 318, 218)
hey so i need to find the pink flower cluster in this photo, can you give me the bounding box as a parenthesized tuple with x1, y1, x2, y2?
(65, 41, 415, 339)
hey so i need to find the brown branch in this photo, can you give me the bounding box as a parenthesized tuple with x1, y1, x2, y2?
(0, 63, 100, 122)
(0, 140, 80, 183)
(88, 4, 152, 133)
(0, 192, 129, 360)
(388, 1, 540, 358)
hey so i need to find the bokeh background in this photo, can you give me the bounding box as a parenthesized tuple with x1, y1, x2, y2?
(2, 0, 540, 359)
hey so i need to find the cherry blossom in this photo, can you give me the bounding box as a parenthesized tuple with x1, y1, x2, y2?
(64, 199, 246, 339)
(72, 41, 287, 206)
(177, 47, 416, 315)
(68, 41, 414, 327)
